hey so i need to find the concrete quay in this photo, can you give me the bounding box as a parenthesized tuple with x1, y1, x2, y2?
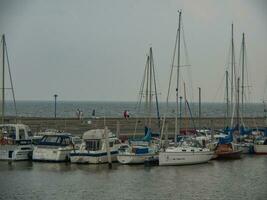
(3, 116, 266, 137)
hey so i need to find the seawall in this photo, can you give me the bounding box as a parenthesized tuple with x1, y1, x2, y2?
(4, 116, 266, 136)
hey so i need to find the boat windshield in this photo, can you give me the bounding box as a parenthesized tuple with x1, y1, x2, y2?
(39, 135, 70, 146)
(177, 137, 203, 148)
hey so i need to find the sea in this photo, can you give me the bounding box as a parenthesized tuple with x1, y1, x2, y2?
(4, 101, 266, 118)
(0, 156, 266, 200)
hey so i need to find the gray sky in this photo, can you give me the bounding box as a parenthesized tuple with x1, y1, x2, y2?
(0, 0, 266, 102)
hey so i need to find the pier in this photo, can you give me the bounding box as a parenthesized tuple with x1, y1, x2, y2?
(4, 117, 266, 136)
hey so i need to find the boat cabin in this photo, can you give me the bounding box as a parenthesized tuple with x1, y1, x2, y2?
(82, 129, 120, 151)
(0, 124, 32, 143)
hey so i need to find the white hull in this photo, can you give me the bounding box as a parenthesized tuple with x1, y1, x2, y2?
(159, 151, 214, 166)
(254, 145, 267, 154)
(32, 146, 72, 162)
(117, 153, 158, 164)
(70, 151, 118, 164)
(0, 145, 32, 161)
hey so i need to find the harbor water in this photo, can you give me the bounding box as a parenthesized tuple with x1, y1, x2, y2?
(5, 101, 265, 118)
(0, 155, 266, 200)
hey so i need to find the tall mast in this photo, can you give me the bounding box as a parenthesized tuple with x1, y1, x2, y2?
(198, 87, 201, 129)
(175, 10, 181, 144)
(148, 48, 153, 128)
(183, 82, 188, 133)
(241, 33, 245, 118)
(1, 34, 5, 124)
(226, 70, 229, 126)
(151, 48, 161, 129)
(230, 23, 235, 117)
(145, 55, 149, 126)
(236, 77, 240, 131)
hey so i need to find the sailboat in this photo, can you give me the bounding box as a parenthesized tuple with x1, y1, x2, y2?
(159, 11, 214, 166)
(117, 47, 160, 164)
(215, 24, 242, 159)
(0, 34, 33, 161)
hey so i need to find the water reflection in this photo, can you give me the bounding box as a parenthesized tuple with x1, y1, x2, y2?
(0, 156, 266, 200)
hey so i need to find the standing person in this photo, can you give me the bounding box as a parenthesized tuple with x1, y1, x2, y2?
(126, 110, 130, 119)
(123, 110, 127, 119)
(76, 109, 80, 119)
(92, 109, 96, 118)
(80, 110, 84, 121)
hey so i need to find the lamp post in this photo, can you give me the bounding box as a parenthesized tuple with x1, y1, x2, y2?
(54, 94, 58, 118)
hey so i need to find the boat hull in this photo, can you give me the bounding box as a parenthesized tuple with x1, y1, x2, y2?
(117, 153, 158, 164)
(159, 151, 214, 166)
(70, 151, 118, 164)
(0, 145, 32, 161)
(32, 146, 72, 162)
(215, 150, 242, 159)
(254, 145, 267, 154)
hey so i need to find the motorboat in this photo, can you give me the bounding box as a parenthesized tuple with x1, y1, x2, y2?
(0, 124, 33, 161)
(159, 137, 214, 166)
(32, 133, 76, 162)
(254, 137, 267, 154)
(70, 129, 121, 164)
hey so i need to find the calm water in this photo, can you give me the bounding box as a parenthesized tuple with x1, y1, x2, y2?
(0, 156, 266, 200)
(5, 101, 265, 118)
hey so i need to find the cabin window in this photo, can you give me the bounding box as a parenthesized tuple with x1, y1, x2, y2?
(62, 138, 71, 145)
(109, 141, 114, 147)
(27, 131, 33, 137)
(114, 139, 120, 144)
(19, 129, 25, 140)
(85, 140, 100, 151)
(1, 127, 16, 139)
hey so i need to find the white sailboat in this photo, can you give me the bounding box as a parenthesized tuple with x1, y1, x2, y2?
(159, 11, 214, 166)
(117, 47, 160, 165)
(0, 34, 33, 161)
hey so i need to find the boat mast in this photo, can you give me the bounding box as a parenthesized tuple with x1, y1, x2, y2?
(236, 77, 240, 131)
(145, 54, 150, 126)
(148, 48, 153, 128)
(241, 33, 245, 119)
(230, 23, 235, 118)
(175, 10, 181, 144)
(1, 35, 5, 124)
(150, 47, 161, 129)
(226, 70, 229, 126)
(198, 87, 201, 129)
(184, 82, 188, 134)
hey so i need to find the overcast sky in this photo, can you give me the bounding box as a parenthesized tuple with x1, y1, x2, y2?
(0, 0, 266, 102)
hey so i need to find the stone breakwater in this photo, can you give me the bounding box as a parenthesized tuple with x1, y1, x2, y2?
(4, 116, 266, 136)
